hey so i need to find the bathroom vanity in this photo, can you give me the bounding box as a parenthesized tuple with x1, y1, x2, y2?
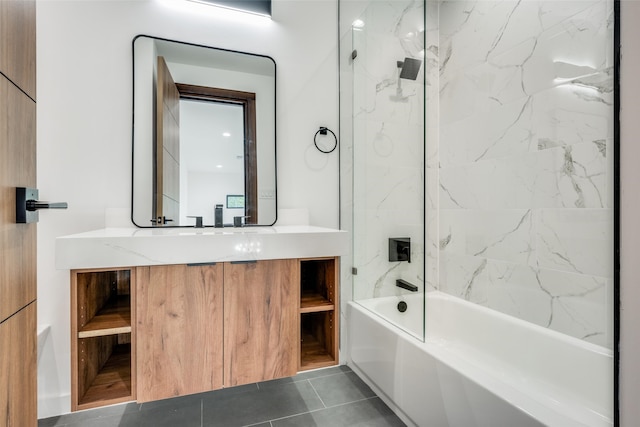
(57, 226, 347, 411)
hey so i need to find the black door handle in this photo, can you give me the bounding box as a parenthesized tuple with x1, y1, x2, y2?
(16, 187, 68, 223)
(26, 201, 68, 210)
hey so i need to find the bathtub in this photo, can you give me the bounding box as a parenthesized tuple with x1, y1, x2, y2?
(348, 291, 613, 427)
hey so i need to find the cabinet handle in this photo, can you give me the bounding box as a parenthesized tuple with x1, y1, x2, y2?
(230, 260, 257, 264)
(187, 262, 217, 267)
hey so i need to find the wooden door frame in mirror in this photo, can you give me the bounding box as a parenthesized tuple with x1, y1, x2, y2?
(175, 83, 258, 225)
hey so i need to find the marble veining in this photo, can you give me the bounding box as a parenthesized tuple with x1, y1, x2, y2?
(343, 0, 612, 348)
(436, 0, 614, 348)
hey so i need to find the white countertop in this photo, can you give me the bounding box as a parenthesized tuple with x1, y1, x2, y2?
(56, 225, 349, 270)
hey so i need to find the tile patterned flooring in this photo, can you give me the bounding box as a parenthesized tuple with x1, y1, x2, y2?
(38, 365, 406, 427)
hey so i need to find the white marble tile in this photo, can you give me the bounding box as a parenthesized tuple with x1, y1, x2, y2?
(536, 208, 613, 278)
(466, 96, 536, 163)
(468, 155, 538, 209)
(439, 165, 474, 209)
(533, 80, 613, 151)
(426, 169, 440, 292)
(439, 0, 528, 76)
(439, 252, 488, 300)
(482, 261, 553, 328)
(438, 209, 468, 256)
(537, 0, 602, 31)
(434, 0, 614, 349)
(466, 209, 535, 265)
(478, 260, 609, 346)
(522, 1, 613, 96)
(538, 268, 609, 347)
(535, 141, 608, 209)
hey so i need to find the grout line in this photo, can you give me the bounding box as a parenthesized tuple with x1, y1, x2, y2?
(242, 421, 272, 427)
(323, 395, 378, 410)
(292, 369, 351, 384)
(266, 396, 379, 424)
(307, 379, 328, 409)
(253, 367, 353, 390)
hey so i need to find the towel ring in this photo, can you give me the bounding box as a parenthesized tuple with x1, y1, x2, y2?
(314, 127, 338, 154)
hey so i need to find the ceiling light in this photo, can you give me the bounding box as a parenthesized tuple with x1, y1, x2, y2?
(187, 0, 271, 18)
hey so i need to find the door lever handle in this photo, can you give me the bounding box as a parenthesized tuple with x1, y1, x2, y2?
(26, 201, 68, 210)
(16, 187, 68, 223)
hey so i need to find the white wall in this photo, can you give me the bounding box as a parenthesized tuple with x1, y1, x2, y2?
(36, 0, 338, 418)
(619, 1, 640, 425)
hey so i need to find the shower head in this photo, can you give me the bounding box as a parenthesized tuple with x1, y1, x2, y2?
(397, 57, 422, 80)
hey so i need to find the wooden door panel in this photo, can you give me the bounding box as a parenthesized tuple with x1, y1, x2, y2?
(0, 0, 36, 100)
(0, 303, 37, 425)
(224, 260, 299, 386)
(0, 1, 37, 424)
(154, 56, 180, 223)
(136, 264, 223, 402)
(0, 75, 36, 321)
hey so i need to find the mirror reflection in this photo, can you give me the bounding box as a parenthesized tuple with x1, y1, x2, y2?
(132, 35, 277, 227)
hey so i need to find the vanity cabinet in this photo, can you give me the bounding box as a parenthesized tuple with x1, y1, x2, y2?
(136, 264, 224, 402)
(70, 268, 136, 411)
(70, 256, 338, 410)
(224, 260, 299, 386)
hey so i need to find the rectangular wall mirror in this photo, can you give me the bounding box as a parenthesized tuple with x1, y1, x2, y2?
(132, 35, 277, 227)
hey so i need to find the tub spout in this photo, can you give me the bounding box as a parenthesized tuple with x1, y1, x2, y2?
(396, 279, 418, 292)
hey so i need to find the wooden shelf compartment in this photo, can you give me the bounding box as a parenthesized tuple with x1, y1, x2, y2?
(76, 334, 135, 410)
(72, 268, 136, 412)
(299, 258, 336, 312)
(78, 296, 131, 338)
(76, 269, 132, 337)
(300, 311, 337, 371)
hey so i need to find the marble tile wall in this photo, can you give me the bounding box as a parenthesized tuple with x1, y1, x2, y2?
(435, 0, 615, 348)
(341, 0, 613, 348)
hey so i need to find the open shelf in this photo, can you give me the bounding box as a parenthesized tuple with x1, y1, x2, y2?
(300, 311, 337, 371)
(79, 295, 131, 338)
(72, 268, 135, 411)
(77, 342, 133, 410)
(300, 293, 334, 313)
(299, 258, 336, 311)
(298, 258, 339, 371)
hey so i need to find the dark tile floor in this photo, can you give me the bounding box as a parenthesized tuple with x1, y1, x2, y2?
(38, 365, 406, 427)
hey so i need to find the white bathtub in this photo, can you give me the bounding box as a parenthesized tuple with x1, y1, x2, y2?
(348, 291, 613, 427)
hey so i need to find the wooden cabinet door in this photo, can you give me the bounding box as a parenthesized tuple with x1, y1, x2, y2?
(0, 303, 36, 425)
(224, 260, 299, 386)
(136, 264, 223, 402)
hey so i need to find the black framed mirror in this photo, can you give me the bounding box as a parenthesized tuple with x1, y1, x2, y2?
(132, 35, 277, 227)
